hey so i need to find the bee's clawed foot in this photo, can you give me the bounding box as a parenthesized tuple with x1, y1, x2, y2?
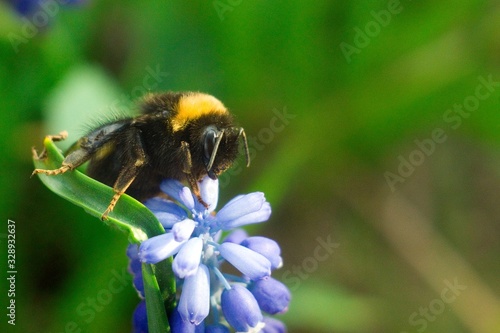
(197, 196, 210, 209)
(31, 165, 70, 178)
(48, 131, 69, 142)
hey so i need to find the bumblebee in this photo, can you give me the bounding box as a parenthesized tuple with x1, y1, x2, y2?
(33, 92, 250, 220)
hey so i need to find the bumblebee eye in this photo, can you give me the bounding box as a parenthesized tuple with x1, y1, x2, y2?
(203, 127, 217, 162)
(203, 126, 224, 174)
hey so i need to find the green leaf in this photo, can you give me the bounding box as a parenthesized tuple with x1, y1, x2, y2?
(32, 133, 164, 243)
(143, 263, 173, 333)
(32, 133, 175, 332)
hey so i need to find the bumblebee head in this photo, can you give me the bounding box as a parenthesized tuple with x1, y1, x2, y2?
(170, 92, 250, 180)
(201, 125, 249, 179)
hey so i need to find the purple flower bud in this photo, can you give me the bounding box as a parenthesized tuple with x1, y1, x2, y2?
(241, 237, 283, 269)
(173, 237, 203, 278)
(205, 324, 230, 333)
(172, 219, 196, 242)
(221, 285, 263, 332)
(219, 242, 271, 280)
(178, 264, 210, 325)
(138, 233, 185, 264)
(249, 277, 291, 314)
(169, 306, 205, 333)
(223, 229, 248, 244)
(216, 192, 271, 230)
(262, 317, 287, 333)
(132, 300, 148, 333)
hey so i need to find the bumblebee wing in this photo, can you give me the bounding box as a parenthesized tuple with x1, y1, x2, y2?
(54, 120, 132, 173)
(81, 120, 132, 152)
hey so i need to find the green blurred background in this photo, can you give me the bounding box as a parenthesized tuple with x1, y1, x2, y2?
(1, 0, 500, 332)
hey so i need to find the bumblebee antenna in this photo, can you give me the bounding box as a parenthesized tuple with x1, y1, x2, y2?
(207, 129, 225, 173)
(238, 128, 250, 167)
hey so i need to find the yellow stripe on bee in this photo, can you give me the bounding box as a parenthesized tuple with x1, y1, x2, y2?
(172, 93, 227, 131)
(94, 142, 115, 161)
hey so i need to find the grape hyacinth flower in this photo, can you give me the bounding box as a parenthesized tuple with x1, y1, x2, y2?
(129, 176, 290, 332)
(8, 0, 85, 17)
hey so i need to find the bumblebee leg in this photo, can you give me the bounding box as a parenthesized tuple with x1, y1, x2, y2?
(47, 131, 69, 142)
(101, 130, 146, 220)
(32, 131, 70, 174)
(32, 140, 93, 177)
(187, 173, 208, 209)
(180, 141, 208, 209)
(180, 141, 192, 174)
(32, 131, 68, 160)
(101, 165, 142, 220)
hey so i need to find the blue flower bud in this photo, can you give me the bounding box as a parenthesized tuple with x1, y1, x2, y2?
(127, 244, 145, 297)
(127, 244, 142, 274)
(180, 186, 195, 210)
(169, 306, 205, 333)
(221, 285, 263, 332)
(249, 277, 291, 314)
(132, 300, 148, 333)
(219, 242, 271, 280)
(173, 237, 203, 278)
(144, 197, 187, 229)
(159, 179, 185, 203)
(241, 236, 283, 270)
(223, 229, 248, 244)
(128, 259, 141, 276)
(172, 219, 196, 242)
(178, 264, 210, 325)
(216, 192, 271, 229)
(139, 233, 185, 264)
(262, 317, 287, 333)
(132, 273, 144, 298)
(197, 176, 219, 212)
(143, 196, 175, 212)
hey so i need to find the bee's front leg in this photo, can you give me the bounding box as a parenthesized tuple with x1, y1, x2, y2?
(32, 132, 90, 177)
(180, 141, 209, 209)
